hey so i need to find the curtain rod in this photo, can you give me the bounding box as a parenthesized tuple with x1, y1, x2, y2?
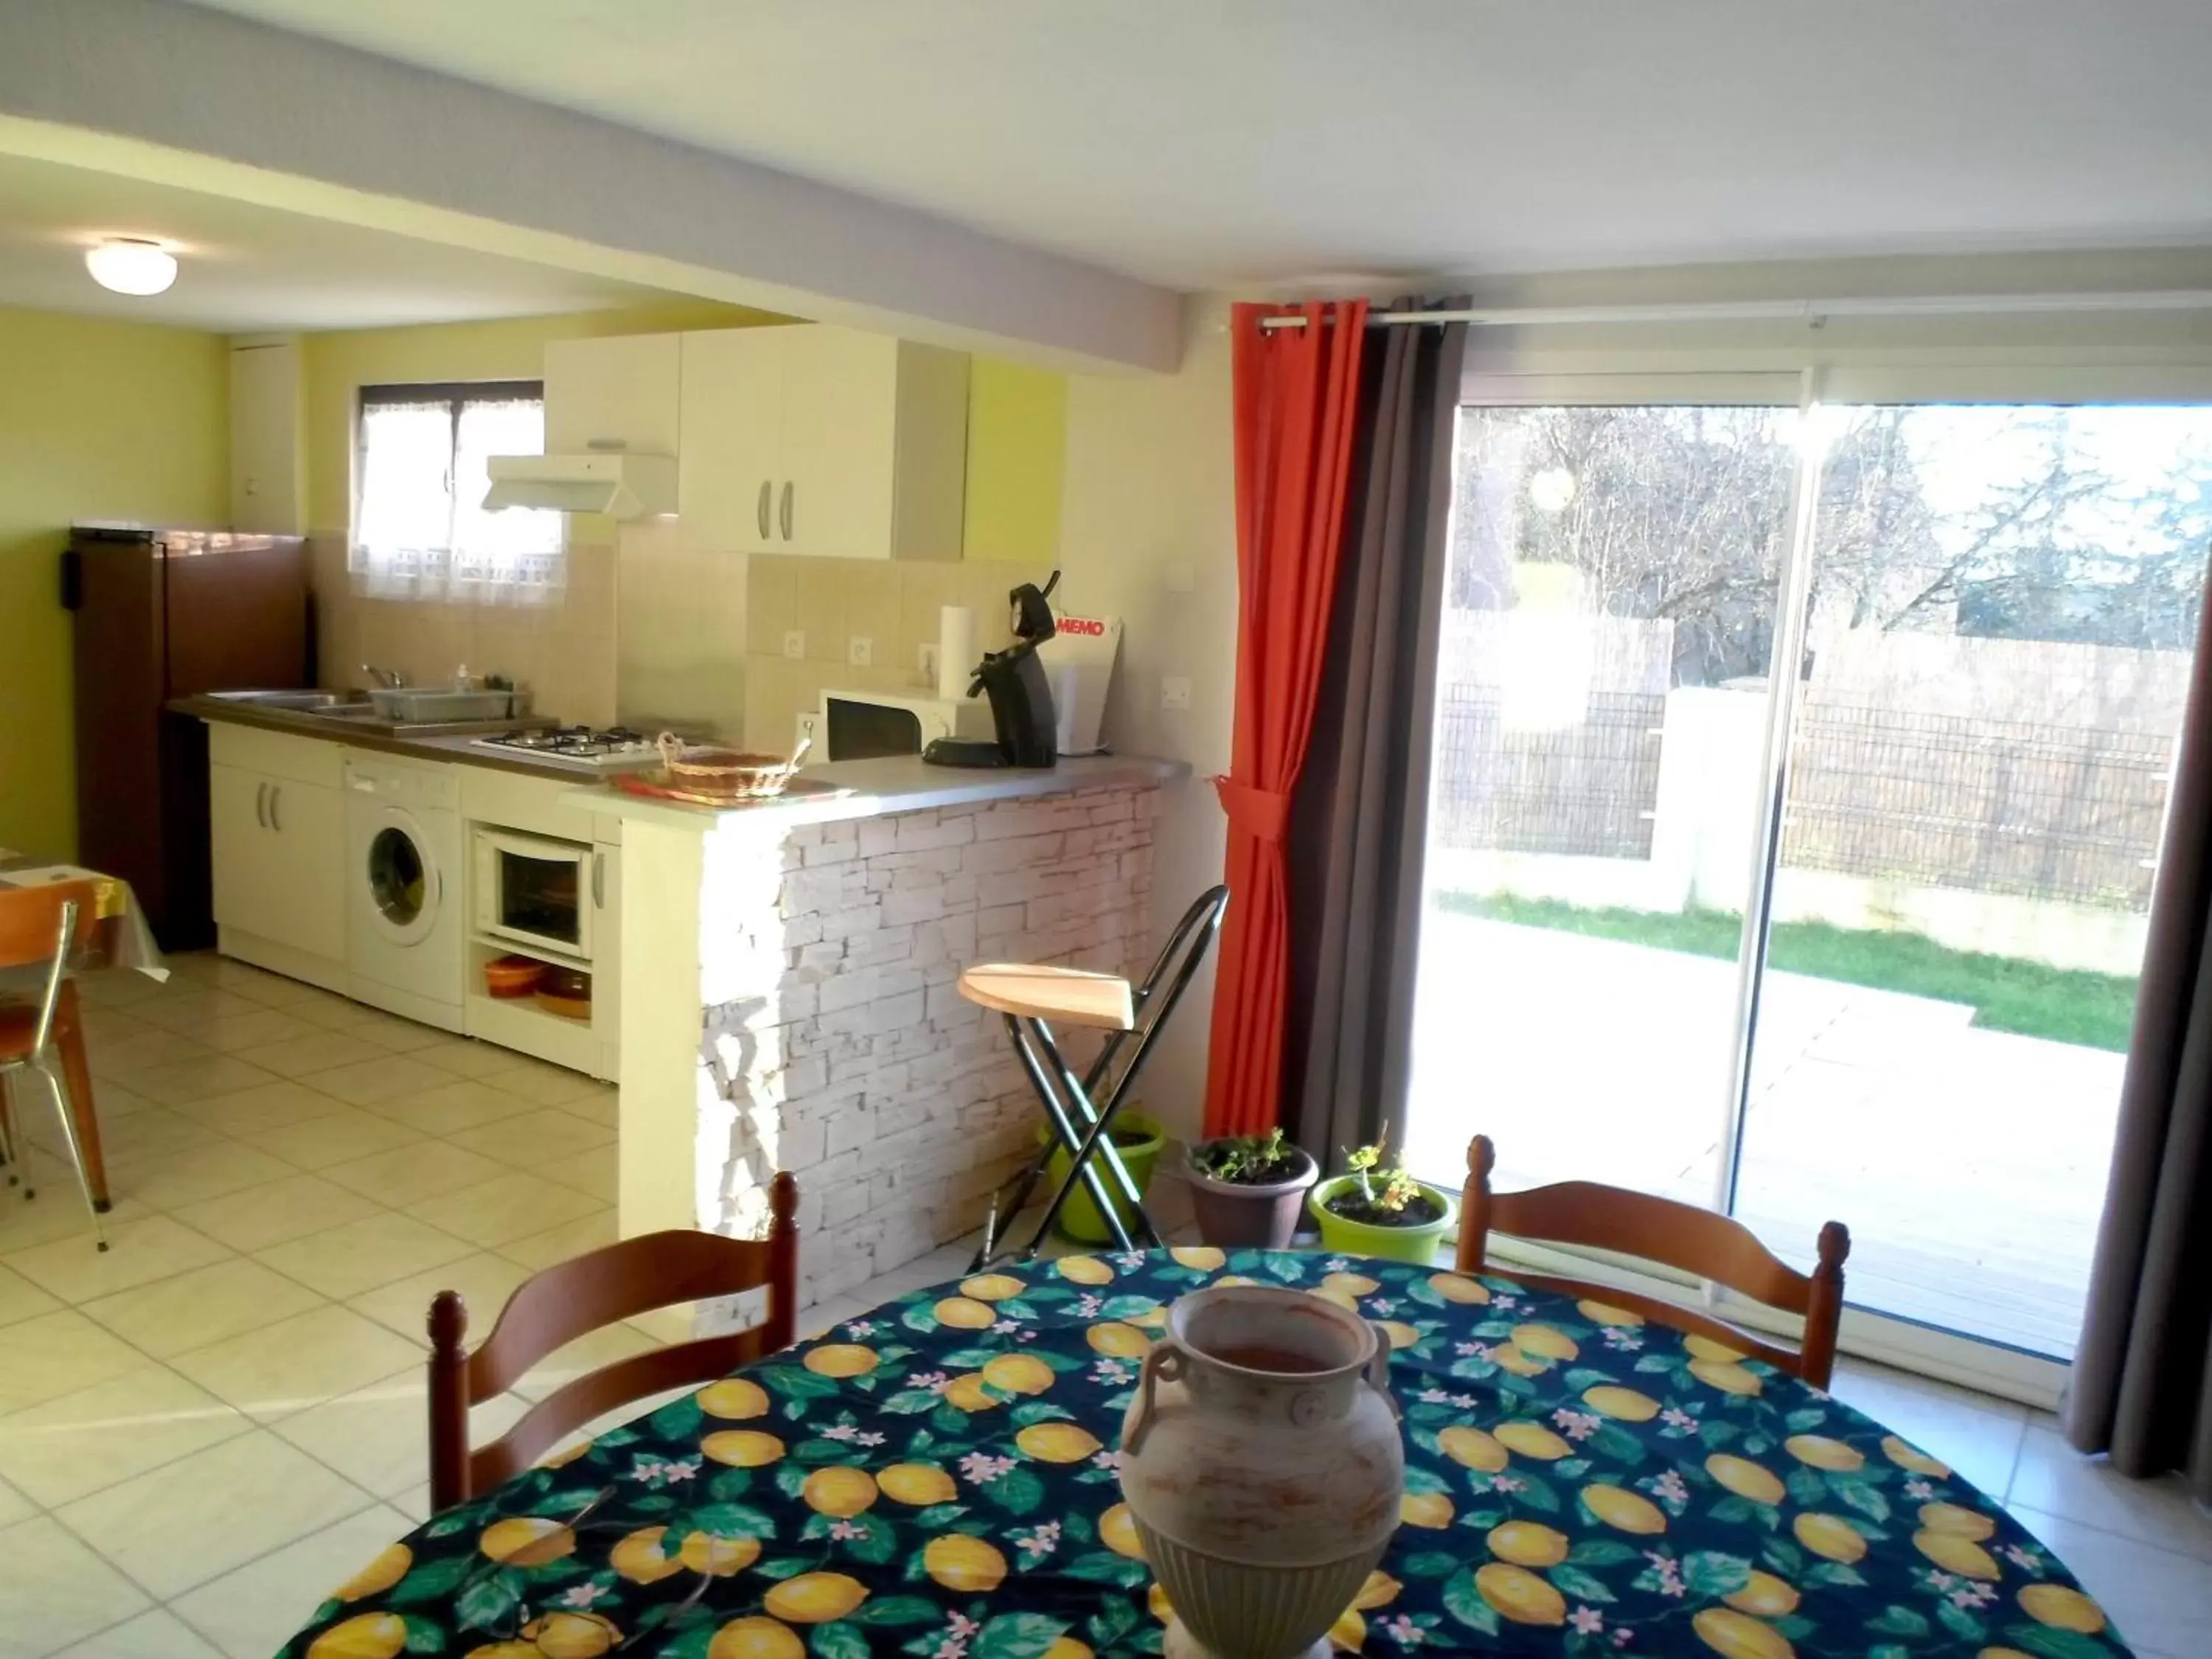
(1255, 290, 2212, 330)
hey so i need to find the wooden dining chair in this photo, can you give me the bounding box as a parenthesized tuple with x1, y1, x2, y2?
(1457, 1134, 1850, 1387)
(428, 1172, 799, 1509)
(0, 882, 110, 1249)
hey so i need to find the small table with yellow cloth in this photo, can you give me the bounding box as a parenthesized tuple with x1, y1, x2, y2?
(276, 1248, 2132, 1659)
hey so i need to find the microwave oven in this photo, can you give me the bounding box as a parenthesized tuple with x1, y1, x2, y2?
(473, 827, 600, 961)
(804, 688, 996, 762)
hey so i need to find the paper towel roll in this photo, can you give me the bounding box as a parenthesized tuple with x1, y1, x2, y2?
(937, 605, 978, 700)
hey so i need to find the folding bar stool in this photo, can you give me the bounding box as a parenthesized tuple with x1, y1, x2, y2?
(959, 885, 1230, 1267)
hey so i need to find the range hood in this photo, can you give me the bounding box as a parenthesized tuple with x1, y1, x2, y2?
(482, 451, 677, 518)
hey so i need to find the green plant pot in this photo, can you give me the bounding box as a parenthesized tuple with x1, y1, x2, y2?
(1307, 1174, 1458, 1265)
(1039, 1113, 1165, 1244)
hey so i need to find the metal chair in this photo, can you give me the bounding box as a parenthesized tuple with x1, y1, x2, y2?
(962, 885, 1230, 1267)
(0, 884, 108, 1250)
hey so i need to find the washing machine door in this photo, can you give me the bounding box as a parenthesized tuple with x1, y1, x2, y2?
(363, 806, 442, 947)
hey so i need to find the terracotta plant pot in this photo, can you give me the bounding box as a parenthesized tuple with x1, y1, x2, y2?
(1182, 1141, 1318, 1249)
(1119, 1284, 1404, 1659)
(1308, 1174, 1457, 1266)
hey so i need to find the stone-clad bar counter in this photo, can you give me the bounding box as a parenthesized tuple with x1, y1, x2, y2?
(577, 754, 1181, 1307)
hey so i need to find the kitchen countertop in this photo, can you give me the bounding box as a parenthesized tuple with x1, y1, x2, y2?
(169, 693, 651, 782)
(569, 752, 1188, 830)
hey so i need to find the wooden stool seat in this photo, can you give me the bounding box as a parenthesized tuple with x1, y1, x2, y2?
(958, 962, 1135, 1031)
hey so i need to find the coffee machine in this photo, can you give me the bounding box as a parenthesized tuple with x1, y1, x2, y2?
(922, 572, 1060, 769)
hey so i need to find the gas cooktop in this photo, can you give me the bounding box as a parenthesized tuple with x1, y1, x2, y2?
(469, 726, 659, 771)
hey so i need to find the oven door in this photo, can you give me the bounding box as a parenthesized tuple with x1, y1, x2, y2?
(473, 828, 593, 960)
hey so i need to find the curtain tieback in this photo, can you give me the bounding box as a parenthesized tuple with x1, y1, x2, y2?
(1214, 776, 1290, 844)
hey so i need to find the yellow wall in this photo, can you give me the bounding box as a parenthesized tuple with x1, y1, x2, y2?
(300, 301, 782, 533)
(0, 307, 229, 860)
(962, 356, 1068, 563)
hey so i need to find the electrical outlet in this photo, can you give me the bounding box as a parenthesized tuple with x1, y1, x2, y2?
(1161, 675, 1192, 711)
(849, 636, 874, 667)
(782, 630, 806, 660)
(919, 642, 940, 681)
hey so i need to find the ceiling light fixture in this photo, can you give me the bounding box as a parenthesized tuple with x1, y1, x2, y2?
(85, 238, 178, 296)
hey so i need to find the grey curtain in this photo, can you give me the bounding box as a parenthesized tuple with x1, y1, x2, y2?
(2063, 594, 2212, 1500)
(1285, 299, 1469, 1162)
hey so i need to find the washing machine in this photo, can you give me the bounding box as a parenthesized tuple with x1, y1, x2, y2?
(344, 752, 466, 1029)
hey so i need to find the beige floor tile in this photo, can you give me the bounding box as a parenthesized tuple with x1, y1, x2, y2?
(75, 967, 167, 1008)
(349, 1017, 459, 1055)
(51, 1607, 229, 1659)
(479, 1058, 607, 1106)
(255, 1211, 475, 1300)
(172, 1173, 381, 1253)
(318, 1140, 509, 1207)
(291, 1054, 450, 1107)
(358, 1079, 544, 1135)
(74, 1106, 206, 1164)
(0, 1365, 252, 1508)
(173, 1503, 418, 1659)
(192, 1009, 327, 1056)
(249, 1108, 423, 1172)
(445, 1107, 614, 1171)
(389, 1481, 431, 1522)
(169, 1303, 424, 1423)
(347, 1252, 534, 1349)
(55, 1430, 375, 1599)
(0, 1195, 153, 1258)
(231, 1031, 389, 1080)
(86, 1029, 213, 1082)
(3, 1213, 232, 1308)
(411, 1173, 605, 1251)
(409, 1037, 528, 1079)
(219, 970, 338, 1011)
(2011, 1504, 2211, 1658)
(122, 1055, 284, 1107)
(0, 1310, 150, 1414)
(1830, 1357, 2029, 1497)
(499, 1207, 619, 1270)
(167, 1079, 351, 1137)
(80, 1257, 326, 1360)
(2008, 1425, 2212, 1561)
(0, 1261, 60, 1328)
(534, 1147, 619, 1203)
(128, 990, 271, 1037)
(0, 1473, 31, 1526)
(0, 1515, 153, 1654)
(271, 1366, 528, 1500)
(512, 1321, 664, 1402)
(551, 1085, 619, 1127)
(103, 1140, 294, 1211)
(78, 1082, 159, 1121)
(72, 1004, 152, 1043)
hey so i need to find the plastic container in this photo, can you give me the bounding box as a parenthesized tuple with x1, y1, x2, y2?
(1039, 1111, 1164, 1243)
(1307, 1175, 1457, 1265)
(483, 955, 546, 998)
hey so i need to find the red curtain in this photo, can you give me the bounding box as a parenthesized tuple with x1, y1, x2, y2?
(1203, 299, 1369, 1137)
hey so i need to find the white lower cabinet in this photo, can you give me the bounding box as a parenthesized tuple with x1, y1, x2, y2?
(209, 730, 348, 976)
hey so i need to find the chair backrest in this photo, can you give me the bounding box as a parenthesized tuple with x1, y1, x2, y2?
(428, 1172, 799, 1508)
(0, 883, 96, 1060)
(1455, 1134, 1849, 1387)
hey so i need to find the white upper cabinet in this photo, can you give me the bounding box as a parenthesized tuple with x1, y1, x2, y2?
(676, 324, 969, 560)
(544, 333, 681, 456)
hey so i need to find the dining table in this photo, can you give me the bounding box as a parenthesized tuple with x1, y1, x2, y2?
(278, 1247, 2132, 1659)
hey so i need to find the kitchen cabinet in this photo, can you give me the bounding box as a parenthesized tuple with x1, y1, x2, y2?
(543, 333, 681, 457)
(677, 324, 969, 560)
(208, 728, 347, 968)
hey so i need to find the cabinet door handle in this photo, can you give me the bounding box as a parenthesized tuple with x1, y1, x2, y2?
(779, 480, 793, 540)
(270, 785, 282, 833)
(255, 782, 268, 829)
(757, 479, 772, 540)
(592, 851, 605, 909)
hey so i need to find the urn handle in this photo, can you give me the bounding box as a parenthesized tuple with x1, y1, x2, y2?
(1124, 1340, 1186, 1455)
(1365, 1323, 1402, 1419)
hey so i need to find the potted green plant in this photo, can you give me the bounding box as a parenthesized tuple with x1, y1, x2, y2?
(1039, 1111, 1166, 1243)
(1307, 1130, 1455, 1265)
(1182, 1127, 1319, 1248)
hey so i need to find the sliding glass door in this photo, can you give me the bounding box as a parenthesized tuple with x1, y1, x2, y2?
(1408, 391, 2212, 1373)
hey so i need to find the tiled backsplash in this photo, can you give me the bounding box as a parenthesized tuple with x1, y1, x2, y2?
(740, 554, 1049, 751)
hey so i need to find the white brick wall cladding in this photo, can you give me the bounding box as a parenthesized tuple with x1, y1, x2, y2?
(696, 785, 1159, 1306)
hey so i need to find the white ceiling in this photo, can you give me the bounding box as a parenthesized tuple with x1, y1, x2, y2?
(0, 150, 679, 330)
(181, 0, 2212, 290)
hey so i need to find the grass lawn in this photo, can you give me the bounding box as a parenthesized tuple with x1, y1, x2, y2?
(1436, 891, 2140, 1051)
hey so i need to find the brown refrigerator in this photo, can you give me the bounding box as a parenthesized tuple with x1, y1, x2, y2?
(63, 524, 310, 950)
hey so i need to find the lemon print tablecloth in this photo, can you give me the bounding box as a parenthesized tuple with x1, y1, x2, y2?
(278, 1249, 2132, 1659)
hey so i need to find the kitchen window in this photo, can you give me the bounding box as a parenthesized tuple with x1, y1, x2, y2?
(351, 380, 563, 603)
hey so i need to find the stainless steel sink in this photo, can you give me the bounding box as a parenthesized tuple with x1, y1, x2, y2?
(206, 689, 364, 713)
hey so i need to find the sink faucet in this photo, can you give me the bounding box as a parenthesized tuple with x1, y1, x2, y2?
(362, 664, 407, 690)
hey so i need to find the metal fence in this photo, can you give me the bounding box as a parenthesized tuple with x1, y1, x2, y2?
(1781, 703, 2172, 910)
(1432, 688, 1666, 858)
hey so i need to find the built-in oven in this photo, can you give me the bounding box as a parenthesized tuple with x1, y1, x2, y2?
(472, 827, 598, 961)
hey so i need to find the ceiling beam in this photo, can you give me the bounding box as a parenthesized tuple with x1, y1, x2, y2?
(0, 0, 1183, 370)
